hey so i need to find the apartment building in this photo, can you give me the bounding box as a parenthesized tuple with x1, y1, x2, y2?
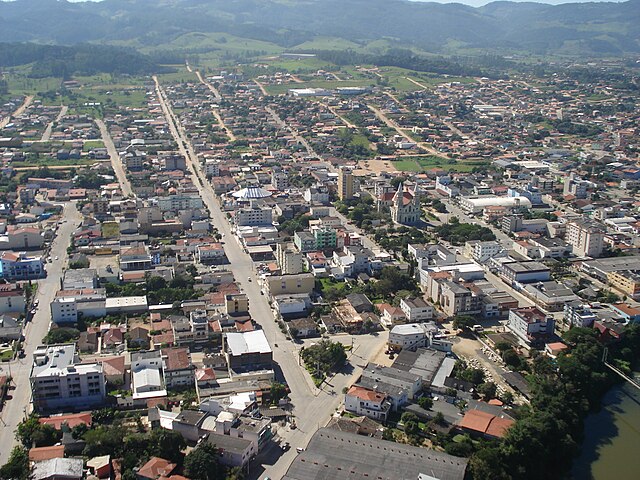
(606, 270, 640, 299)
(464, 240, 502, 263)
(337, 166, 354, 200)
(507, 306, 555, 348)
(235, 205, 273, 227)
(563, 301, 596, 328)
(429, 279, 481, 317)
(1, 251, 45, 280)
(566, 220, 605, 258)
(275, 243, 304, 275)
(156, 195, 204, 211)
(31, 344, 106, 412)
(399, 296, 434, 322)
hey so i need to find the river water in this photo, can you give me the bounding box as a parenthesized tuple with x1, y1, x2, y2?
(573, 382, 640, 479)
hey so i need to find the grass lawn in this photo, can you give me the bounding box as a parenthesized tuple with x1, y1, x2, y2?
(83, 140, 105, 151)
(318, 277, 348, 293)
(12, 158, 95, 167)
(80, 87, 148, 108)
(101, 222, 120, 239)
(0, 349, 13, 361)
(392, 159, 422, 172)
(155, 69, 198, 85)
(393, 155, 489, 173)
(7, 75, 61, 95)
(265, 57, 336, 73)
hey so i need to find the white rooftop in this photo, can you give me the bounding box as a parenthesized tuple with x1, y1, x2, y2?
(390, 323, 428, 336)
(232, 186, 272, 199)
(31, 344, 102, 378)
(226, 330, 272, 356)
(427, 263, 483, 274)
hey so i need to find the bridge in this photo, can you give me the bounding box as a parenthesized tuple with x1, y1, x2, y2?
(603, 348, 640, 391)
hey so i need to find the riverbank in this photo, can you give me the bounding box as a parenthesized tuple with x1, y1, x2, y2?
(573, 382, 640, 479)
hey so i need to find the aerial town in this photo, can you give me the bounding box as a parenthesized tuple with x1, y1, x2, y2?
(0, 51, 639, 480)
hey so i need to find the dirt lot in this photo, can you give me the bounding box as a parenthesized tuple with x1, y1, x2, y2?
(89, 254, 119, 269)
(354, 159, 401, 176)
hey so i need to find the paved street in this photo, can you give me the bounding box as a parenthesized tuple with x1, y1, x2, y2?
(95, 118, 134, 197)
(40, 105, 68, 142)
(0, 202, 83, 465)
(154, 77, 388, 479)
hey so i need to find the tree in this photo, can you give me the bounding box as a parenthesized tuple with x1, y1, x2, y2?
(477, 382, 497, 400)
(270, 382, 288, 405)
(0, 446, 30, 480)
(42, 327, 80, 344)
(400, 412, 420, 438)
(418, 396, 433, 410)
(148, 429, 186, 464)
(16, 416, 59, 448)
(184, 443, 225, 480)
(300, 340, 347, 379)
(433, 411, 447, 426)
(502, 350, 525, 370)
(445, 437, 474, 457)
(91, 408, 115, 425)
(452, 315, 475, 331)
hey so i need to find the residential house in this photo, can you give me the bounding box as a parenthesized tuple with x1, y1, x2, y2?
(344, 386, 392, 421)
(0, 283, 25, 314)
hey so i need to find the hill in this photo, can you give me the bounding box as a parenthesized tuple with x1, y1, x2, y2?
(0, 0, 637, 57)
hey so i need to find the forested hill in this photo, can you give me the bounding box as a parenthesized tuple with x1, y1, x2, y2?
(0, 43, 170, 77)
(0, 0, 638, 57)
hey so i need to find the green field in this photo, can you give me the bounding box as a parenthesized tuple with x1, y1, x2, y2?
(264, 56, 338, 74)
(393, 155, 489, 173)
(154, 69, 198, 85)
(83, 140, 105, 151)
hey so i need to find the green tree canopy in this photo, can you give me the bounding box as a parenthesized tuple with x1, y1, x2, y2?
(184, 443, 225, 480)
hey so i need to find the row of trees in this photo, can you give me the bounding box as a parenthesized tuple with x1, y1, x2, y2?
(6, 412, 240, 480)
(468, 324, 640, 479)
(436, 217, 495, 245)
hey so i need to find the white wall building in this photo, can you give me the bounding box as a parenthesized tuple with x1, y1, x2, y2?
(31, 344, 106, 412)
(566, 221, 605, 258)
(399, 297, 434, 322)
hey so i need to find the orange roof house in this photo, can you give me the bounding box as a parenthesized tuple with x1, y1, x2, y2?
(457, 410, 514, 439)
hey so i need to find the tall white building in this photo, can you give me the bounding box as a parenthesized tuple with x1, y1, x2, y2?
(464, 240, 502, 263)
(566, 220, 604, 258)
(31, 344, 106, 412)
(275, 243, 304, 275)
(234, 204, 273, 227)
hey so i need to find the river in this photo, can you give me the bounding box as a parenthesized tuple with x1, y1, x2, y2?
(573, 382, 640, 479)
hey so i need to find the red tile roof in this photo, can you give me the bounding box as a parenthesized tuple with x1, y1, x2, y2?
(39, 412, 92, 430)
(138, 457, 177, 480)
(458, 410, 513, 438)
(347, 385, 386, 403)
(29, 445, 65, 462)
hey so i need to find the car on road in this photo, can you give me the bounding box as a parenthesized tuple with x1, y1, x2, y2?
(296, 447, 304, 453)
(281, 442, 290, 451)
